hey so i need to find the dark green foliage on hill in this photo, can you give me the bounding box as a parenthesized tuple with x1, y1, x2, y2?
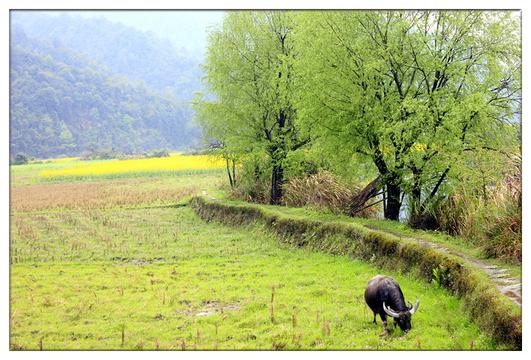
(10, 25, 198, 158)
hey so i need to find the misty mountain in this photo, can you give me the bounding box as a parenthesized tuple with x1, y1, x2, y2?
(11, 12, 202, 100)
(10, 25, 199, 158)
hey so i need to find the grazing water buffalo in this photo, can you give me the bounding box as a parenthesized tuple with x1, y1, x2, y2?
(364, 275, 420, 335)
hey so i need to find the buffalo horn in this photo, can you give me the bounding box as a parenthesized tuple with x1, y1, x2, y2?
(383, 302, 400, 318)
(409, 298, 420, 315)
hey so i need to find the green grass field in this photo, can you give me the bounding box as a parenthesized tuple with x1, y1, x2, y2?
(9, 160, 506, 350)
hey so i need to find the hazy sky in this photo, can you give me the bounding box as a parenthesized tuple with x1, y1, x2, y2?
(42, 10, 226, 56)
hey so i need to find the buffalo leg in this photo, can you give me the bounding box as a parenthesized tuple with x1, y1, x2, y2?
(380, 321, 389, 337)
(379, 313, 389, 337)
(372, 313, 377, 324)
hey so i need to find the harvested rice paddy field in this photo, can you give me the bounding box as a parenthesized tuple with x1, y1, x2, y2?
(9, 156, 505, 350)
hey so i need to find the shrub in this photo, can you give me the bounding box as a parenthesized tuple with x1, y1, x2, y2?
(144, 149, 170, 158)
(81, 149, 123, 160)
(230, 154, 270, 203)
(12, 153, 29, 165)
(483, 179, 521, 261)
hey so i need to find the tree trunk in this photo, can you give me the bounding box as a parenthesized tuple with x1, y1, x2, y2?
(424, 166, 450, 207)
(410, 185, 421, 219)
(269, 109, 287, 205)
(349, 176, 382, 215)
(370, 141, 401, 220)
(270, 162, 284, 205)
(384, 179, 401, 221)
(226, 158, 234, 188)
(410, 167, 422, 219)
(231, 159, 236, 186)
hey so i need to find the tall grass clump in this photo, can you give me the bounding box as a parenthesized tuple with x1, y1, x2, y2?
(432, 156, 521, 263)
(283, 171, 378, 218)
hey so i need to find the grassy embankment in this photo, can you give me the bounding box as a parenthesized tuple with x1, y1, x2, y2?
(218, 201, 522, 278)
(10, 156, 507, 349)
(190, 197, 521, 348)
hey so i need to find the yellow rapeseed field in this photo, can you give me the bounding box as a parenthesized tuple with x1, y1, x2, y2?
(39, 154, 225, 178)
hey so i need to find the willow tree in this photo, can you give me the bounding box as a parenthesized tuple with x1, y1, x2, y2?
(194, 11, 308, 204)
(193, 95, 240, 188)
(295, 11, 520, 220)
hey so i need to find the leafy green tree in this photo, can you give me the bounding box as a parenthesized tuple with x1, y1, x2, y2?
(195, 11, 308, 204)
(194, 92, 243, 189)
(295, 11, 520, 220)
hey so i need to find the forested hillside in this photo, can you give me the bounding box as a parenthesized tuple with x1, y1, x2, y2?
(10, 14, 200, 158)
(11, 12, 201, 99)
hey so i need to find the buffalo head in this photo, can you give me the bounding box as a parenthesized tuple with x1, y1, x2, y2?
(383, 299, 420, 333)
